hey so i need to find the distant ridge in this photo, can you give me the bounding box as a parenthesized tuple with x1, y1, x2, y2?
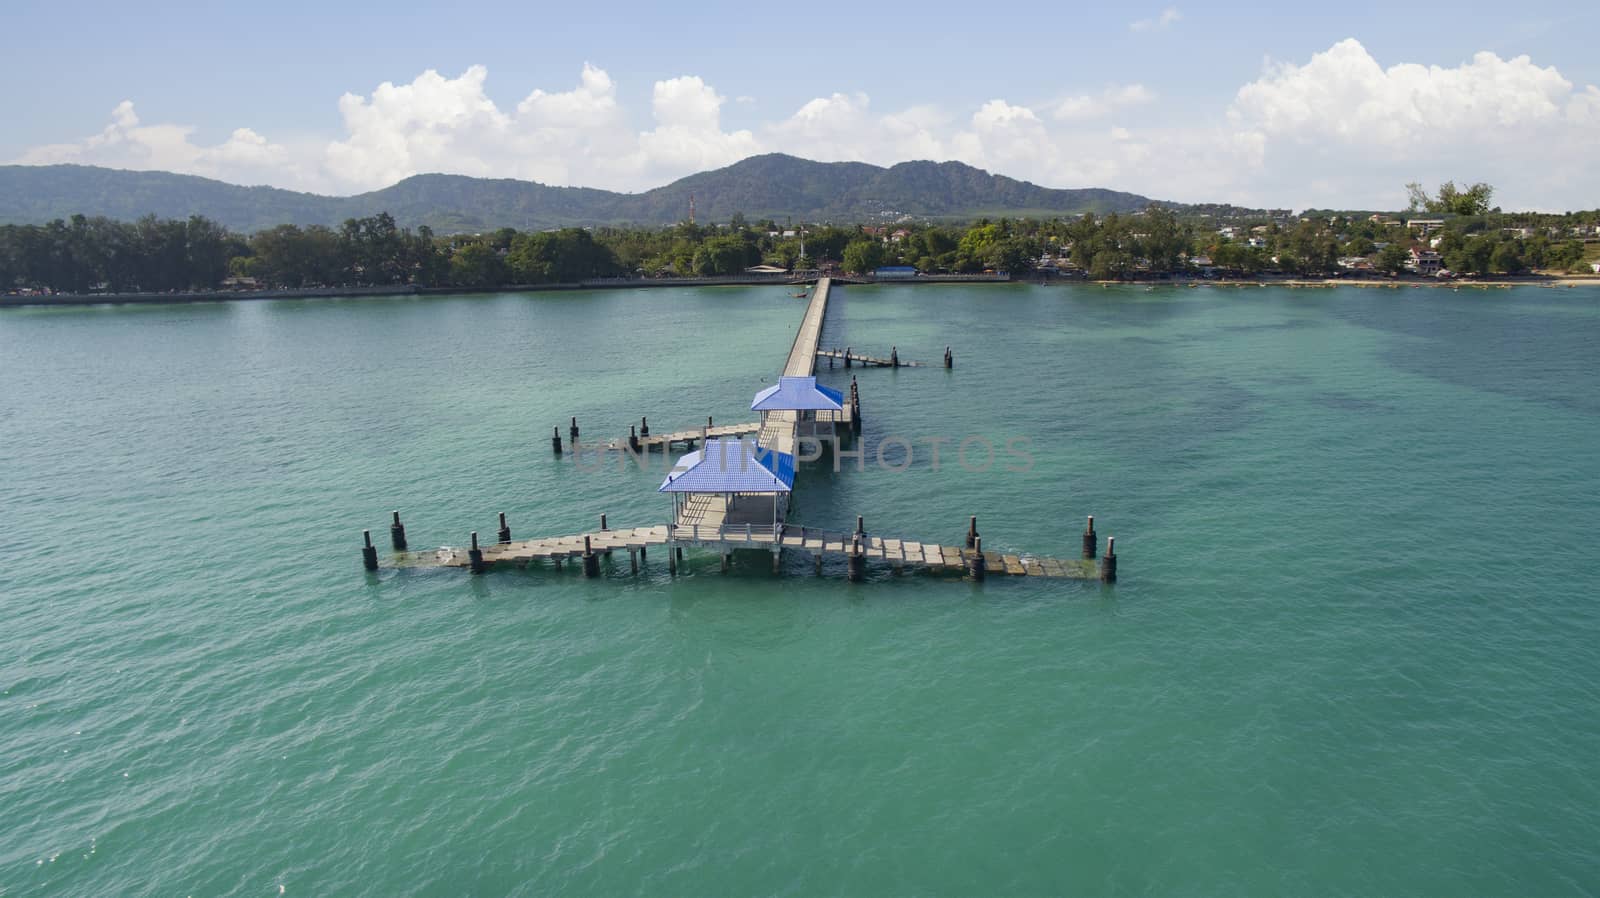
(0, 154, 1162, 233)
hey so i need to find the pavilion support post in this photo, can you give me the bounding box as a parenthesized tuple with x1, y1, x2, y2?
(390, 511, 408, 551)
(967, 536, 987, 581)
(469, 531, 485, 575)
(676, 546, 685, 561)
(1100, 537, 1118, 583)
(667, 543, 677, 575)
(582, 535, 600, 577)
(814, 553, 823, 575)
(721, 552, 731, 573)
(771, 549, 781, 574)
(497, 512, 511, 545)
(362, 530, 379, 571)
(1082, 516, 1097, 559)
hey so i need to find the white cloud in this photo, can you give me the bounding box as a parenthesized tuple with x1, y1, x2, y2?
(16, 100, 295, 185)
(1130, 7, 1181, 31)
(1220, 38, 1600, 207)
(11, 41, 1600, 211)
(631, 76, 760, 180)
(1054, 84, 1156, 120)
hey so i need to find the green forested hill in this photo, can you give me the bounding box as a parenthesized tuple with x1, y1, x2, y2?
(0, 154, 1160, 233)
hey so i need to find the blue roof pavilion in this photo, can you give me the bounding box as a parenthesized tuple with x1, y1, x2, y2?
(658, 438, 795, 494)
(660, 438, 795, 538)
(750, 376, 845, 412)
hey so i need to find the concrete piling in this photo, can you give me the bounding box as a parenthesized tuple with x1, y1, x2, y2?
(552, 426, 563, 454)
(965, 515, 979, 549)
(968, 536, 987, 581)
(850, 376, 862, 431)
(944, 346, 953, 369)
(667, 544, 677, 575)
(1100, 537, 1117, 583)
(468, 531, 485, 574)
(599, 513, 611, 554)
(570, 416, 579, 443)
(628, 425, 640, 453)
(583, 535, 600, 577)
(890, 346, 898, 368)
(497, 512, 511, 544)
(640, 416, 650, 439)
(362, 530, 379, 570)
(1082, 515, 1097, 559)
(629, 547, 639, 574)
(847, 538, 866, 582)
(721, 552, 731, 573)
(390, 511, 408, 551)
(845, 346, 852, 368)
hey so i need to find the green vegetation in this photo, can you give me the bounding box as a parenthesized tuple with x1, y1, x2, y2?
(5, 179, 1599, 296)
(0, 155, 1155, 234)
(1406, 181, 1495, 216)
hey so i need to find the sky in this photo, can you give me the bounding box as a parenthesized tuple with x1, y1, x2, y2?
(4, 0, 1599, 211)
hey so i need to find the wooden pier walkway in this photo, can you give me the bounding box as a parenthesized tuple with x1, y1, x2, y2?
(408, 522, 1100, 580)
(596, 420, 761, 452)
(365, 273, 1121, 585)
(816, 348, 925, 367)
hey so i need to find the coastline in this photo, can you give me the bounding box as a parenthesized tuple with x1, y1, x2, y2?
(4, 271, 1596, 309)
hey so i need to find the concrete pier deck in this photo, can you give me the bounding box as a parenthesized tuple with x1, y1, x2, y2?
(413, 523, 1098, 579)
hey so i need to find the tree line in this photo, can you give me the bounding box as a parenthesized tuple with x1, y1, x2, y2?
(3, 191, 1597, 295)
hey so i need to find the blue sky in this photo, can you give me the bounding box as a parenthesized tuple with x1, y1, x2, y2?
(5, 0, 1599, 209)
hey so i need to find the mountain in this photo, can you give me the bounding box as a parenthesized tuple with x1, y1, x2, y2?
(0, 154, 1162, 233)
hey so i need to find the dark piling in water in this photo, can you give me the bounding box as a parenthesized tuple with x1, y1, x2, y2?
(390, 511, 408, 551)
(362, 530, 378, 570)
(1082, 515, 1097, 559)
(965, 515, 979, 549)
(552, 426, 563, 454)
(583, 535, 600, 577)
(468, 531, 484, 574)
(497, 512, 511, 545)
(968, 536, 986, 580)
(1100, 537, 1117, 583)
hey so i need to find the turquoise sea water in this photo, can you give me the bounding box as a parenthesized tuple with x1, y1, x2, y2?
(2, 283, 1598, 896)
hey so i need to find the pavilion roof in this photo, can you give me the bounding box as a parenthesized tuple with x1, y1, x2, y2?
(657, 438, 796, 493)
(750, 376, 845, 412)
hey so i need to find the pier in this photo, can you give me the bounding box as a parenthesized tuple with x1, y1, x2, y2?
(816, 347, 926, 368)
(411, 520, 1103, 580)
(367, 277, 1120, 584)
